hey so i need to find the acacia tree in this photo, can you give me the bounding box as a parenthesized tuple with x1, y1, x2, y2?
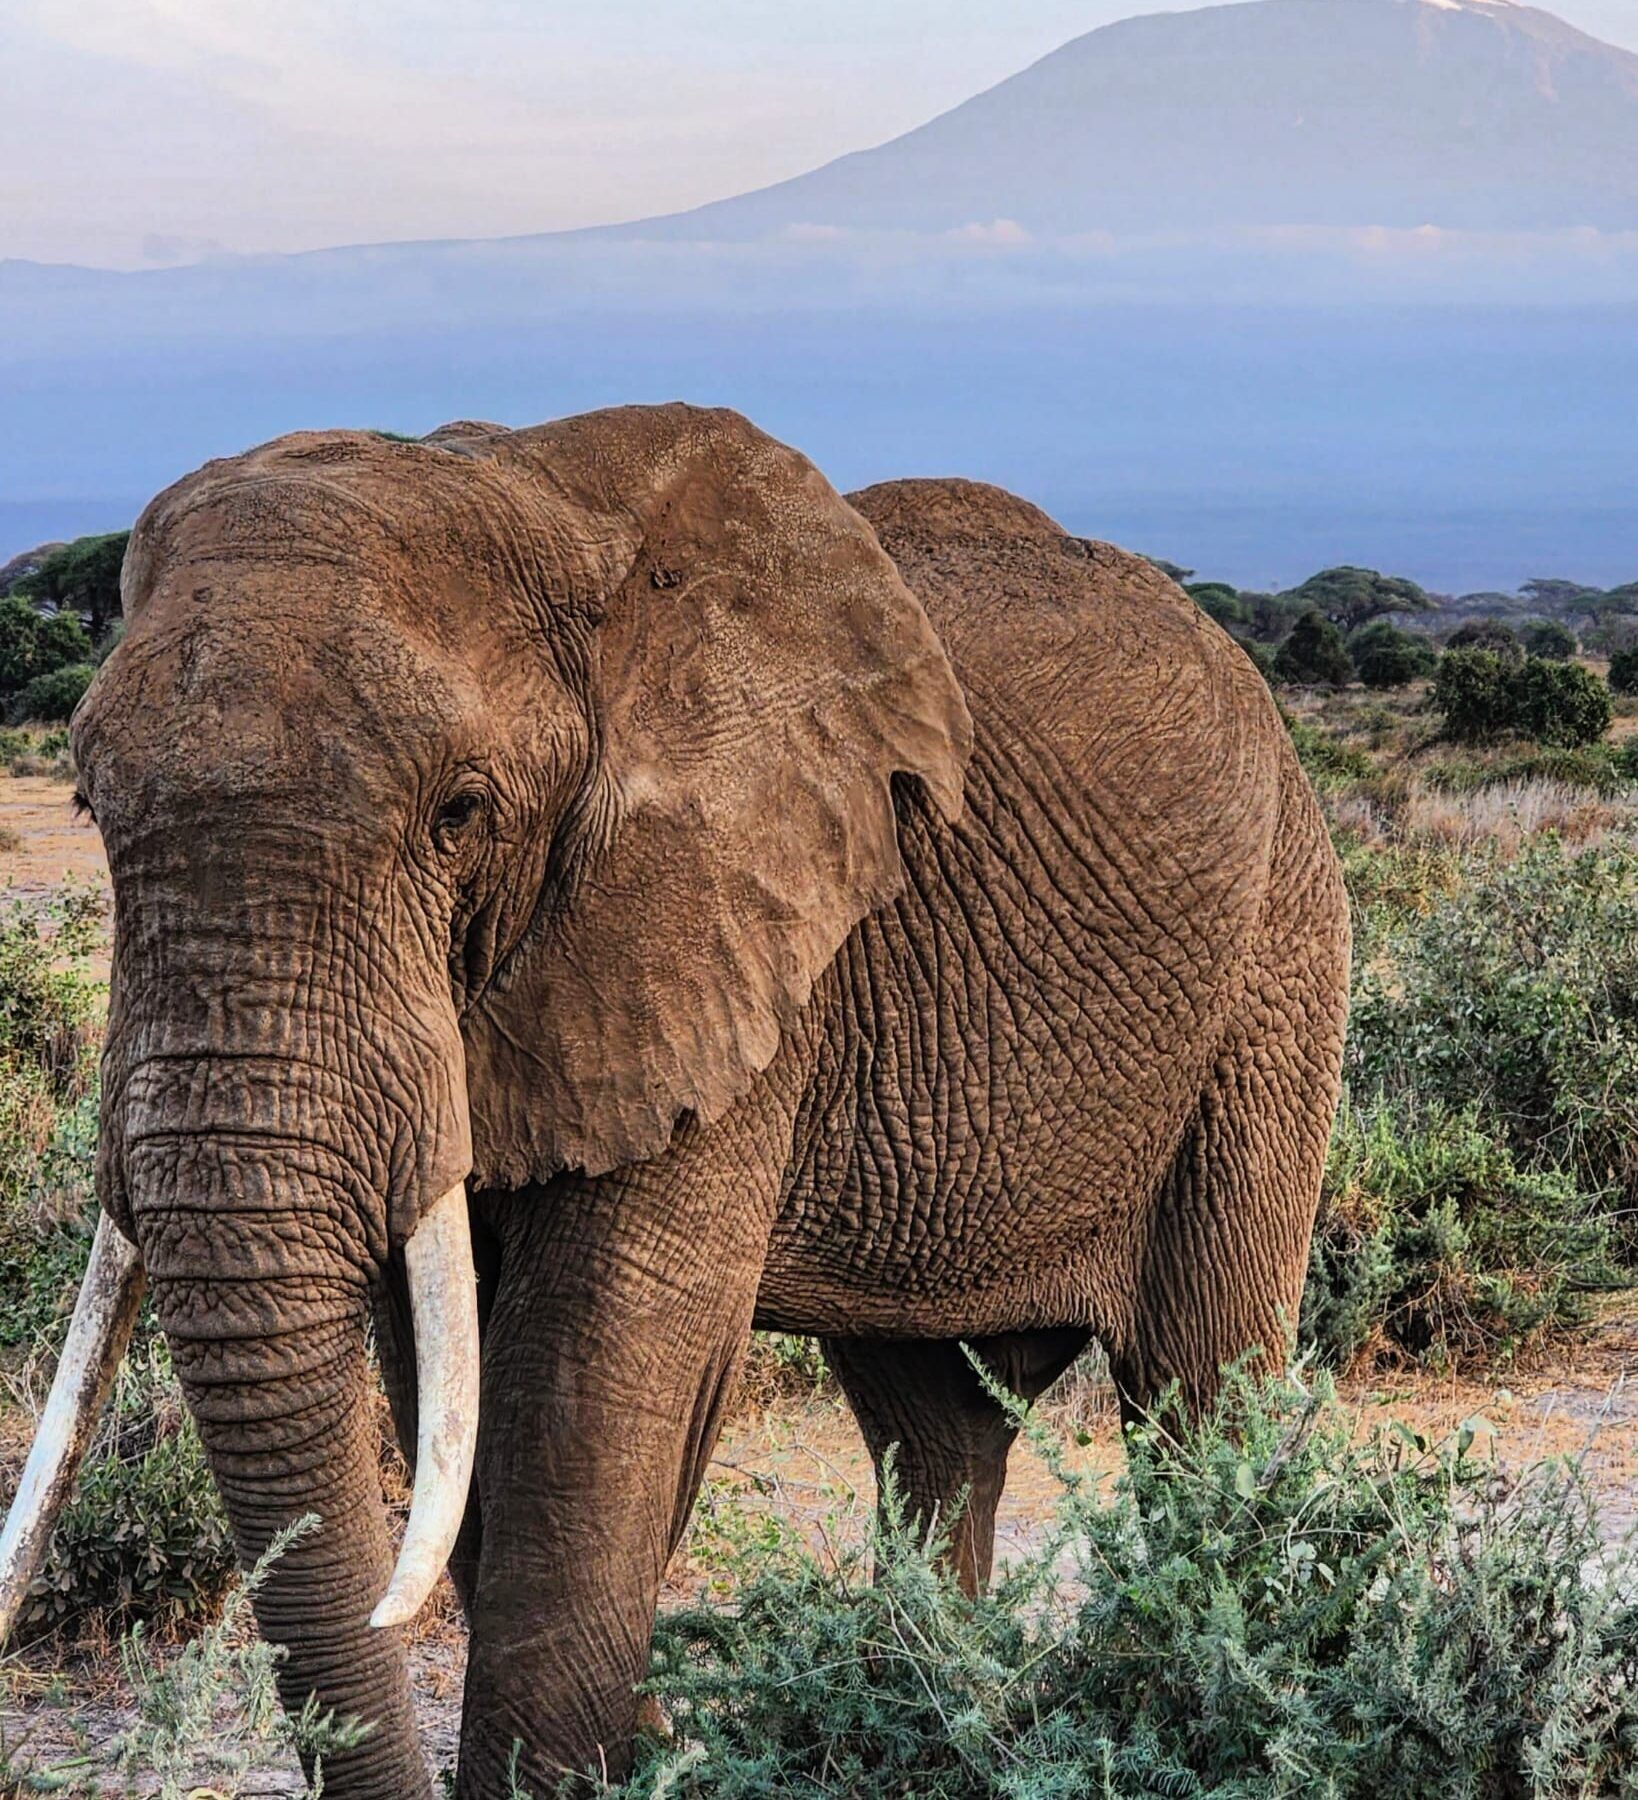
(1282, 566, 1435, 636)
(16, 531, 129, 641)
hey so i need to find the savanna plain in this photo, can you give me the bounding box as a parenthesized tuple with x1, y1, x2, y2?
(8, 578, 1638, 1795)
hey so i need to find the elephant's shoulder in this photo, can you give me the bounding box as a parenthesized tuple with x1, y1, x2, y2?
(848, 477, 1226, 688)
(848, 478, 1196, 631)
(851, 475, 1282, 849)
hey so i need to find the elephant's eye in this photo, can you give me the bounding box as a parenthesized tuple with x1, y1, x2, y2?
(434, 787, 489, 851)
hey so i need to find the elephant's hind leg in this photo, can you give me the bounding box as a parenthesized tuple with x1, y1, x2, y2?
(822, 1328, 1088, 1595)
(1110, 791, 1348, 1424)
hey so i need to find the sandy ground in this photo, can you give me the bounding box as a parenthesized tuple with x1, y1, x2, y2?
(5, 756, 1638, 1792)
(0, 772, 107, 902)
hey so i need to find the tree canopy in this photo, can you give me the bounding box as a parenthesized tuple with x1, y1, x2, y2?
(15, 531, 129, 641)
(1273, 611, 1353, 688)
(1283, 566, 1435, 636)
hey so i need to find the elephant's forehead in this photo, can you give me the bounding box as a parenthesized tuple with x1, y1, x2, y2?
(76, 586, 478, 834)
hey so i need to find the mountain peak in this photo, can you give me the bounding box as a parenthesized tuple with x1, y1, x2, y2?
(629, 0, 1637, 241)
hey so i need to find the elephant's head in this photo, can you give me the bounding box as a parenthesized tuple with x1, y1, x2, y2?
(0, 406, 969, 1790)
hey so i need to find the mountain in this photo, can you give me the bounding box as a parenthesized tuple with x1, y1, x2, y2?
(3, 0, 1635, 589)
(629, 0, 1638, 238)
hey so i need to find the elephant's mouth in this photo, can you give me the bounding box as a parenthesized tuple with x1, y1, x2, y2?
(0, 1180, 481, 1643)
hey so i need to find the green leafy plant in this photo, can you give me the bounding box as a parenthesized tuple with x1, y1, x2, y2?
(16, 1336, 237, 1643)
(1446, 618, 1524, 663)
(1348, 619, 1436, 689)
(1521, 619, 1578, 661)
(1434, 650, 1612, 748)
(14, 532, 129, 643)
(605, 1371, 1638, 1799)
(7, 661, 95, 725)
(1302, 1096, 1617, 1370)
(1273, 609, 1353, 687)
(1348, 837, 1638, 1218)
(1608, 647, 1638, 696)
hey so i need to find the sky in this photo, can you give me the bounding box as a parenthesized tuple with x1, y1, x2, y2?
(6, 0, 1637, 270)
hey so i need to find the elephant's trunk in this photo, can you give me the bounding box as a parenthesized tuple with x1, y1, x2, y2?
(130, 1127, 440, 1800)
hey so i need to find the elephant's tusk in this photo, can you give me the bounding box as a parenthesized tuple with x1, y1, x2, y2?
(370, 1181, 479, 1631)
(0, 1214, 146, 1644)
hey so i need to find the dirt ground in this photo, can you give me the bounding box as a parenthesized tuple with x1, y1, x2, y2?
(0, 773, 107, 902)
(5, 761, 1638, 1793)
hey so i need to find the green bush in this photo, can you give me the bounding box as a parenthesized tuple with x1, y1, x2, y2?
(1422, 744, 1627, 797)
(615, 1372, 1638, 1799)
(1347, 620, 1436, 688)
(1301, 1097, 1616, 1371)
(1349, 837, 1638, 1218)
(1431, 648, 1515, 744)
(1186, 581, 1248, 630)
(0, 596, 93, 705)
(7, 660, 95, 724)
(1521, 619, 1578, 661)
(1283, 713, 1378, 791)
(1273, 608, 1353, 687)
(0, 723, 73, 779)
(1511, 659, 1611, 748)
(1446, 618, 1524, 662)
(15, 1339, 236, 1644)
(1608, 647, 1638, 695)
(1433, 650, 1611, 748)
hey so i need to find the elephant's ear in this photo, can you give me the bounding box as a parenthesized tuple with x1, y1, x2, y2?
(462, 406, 971, 1183)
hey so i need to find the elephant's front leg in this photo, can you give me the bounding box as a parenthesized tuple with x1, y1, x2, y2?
(456, 1138, 775, 1793)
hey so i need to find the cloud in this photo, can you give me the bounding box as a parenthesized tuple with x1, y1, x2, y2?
(945, 218, 1033, 245)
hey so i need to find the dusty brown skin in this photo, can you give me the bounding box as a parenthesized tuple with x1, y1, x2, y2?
(70, 406, 1348, 1796)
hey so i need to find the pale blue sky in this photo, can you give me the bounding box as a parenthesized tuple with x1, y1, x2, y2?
(5, 0, 1636, 268)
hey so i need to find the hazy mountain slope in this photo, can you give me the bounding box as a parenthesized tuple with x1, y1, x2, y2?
(637, 0, 1638, 237)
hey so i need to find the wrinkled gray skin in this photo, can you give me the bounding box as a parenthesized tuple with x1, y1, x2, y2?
(72, 406, 1349, 1797)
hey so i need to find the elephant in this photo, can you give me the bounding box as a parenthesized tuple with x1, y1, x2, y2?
(0, 404, 1349, 1797)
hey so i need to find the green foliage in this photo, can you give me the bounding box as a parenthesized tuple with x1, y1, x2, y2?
(1273, 609, 1353, 687)
(0, 596, 42, 695)
(1284, 564, 1435, 635)
(17, 1339, 236, 1643)
(1608, 647, 1638, 695)
(1434, 650, 1611, 748)
(1422, 743, 1629, 798)
(0, 593, 96, 707)
(1, 1519, 370, 1797)
(1446, 619, 1524, 663)
(1520, 577, 1602, 613)
(1349, 838, 1638, 1216)
(1283, 714, 1377, 792)
(7, 660, 95, 724)
(1521, 619, 1578, 661)
(35, 609, 91, 669)
(1186, 581, 1248, 629)
(0, 723, 73, 779)
(611, 1373, 1638, 1799)
(1347, 620, 1436, 689)
(0, 886, 102, 1138)
(15, 531, 129, 640)
(1511, 659, 1612, 748)
(1302, 1097, 1616, 1371)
